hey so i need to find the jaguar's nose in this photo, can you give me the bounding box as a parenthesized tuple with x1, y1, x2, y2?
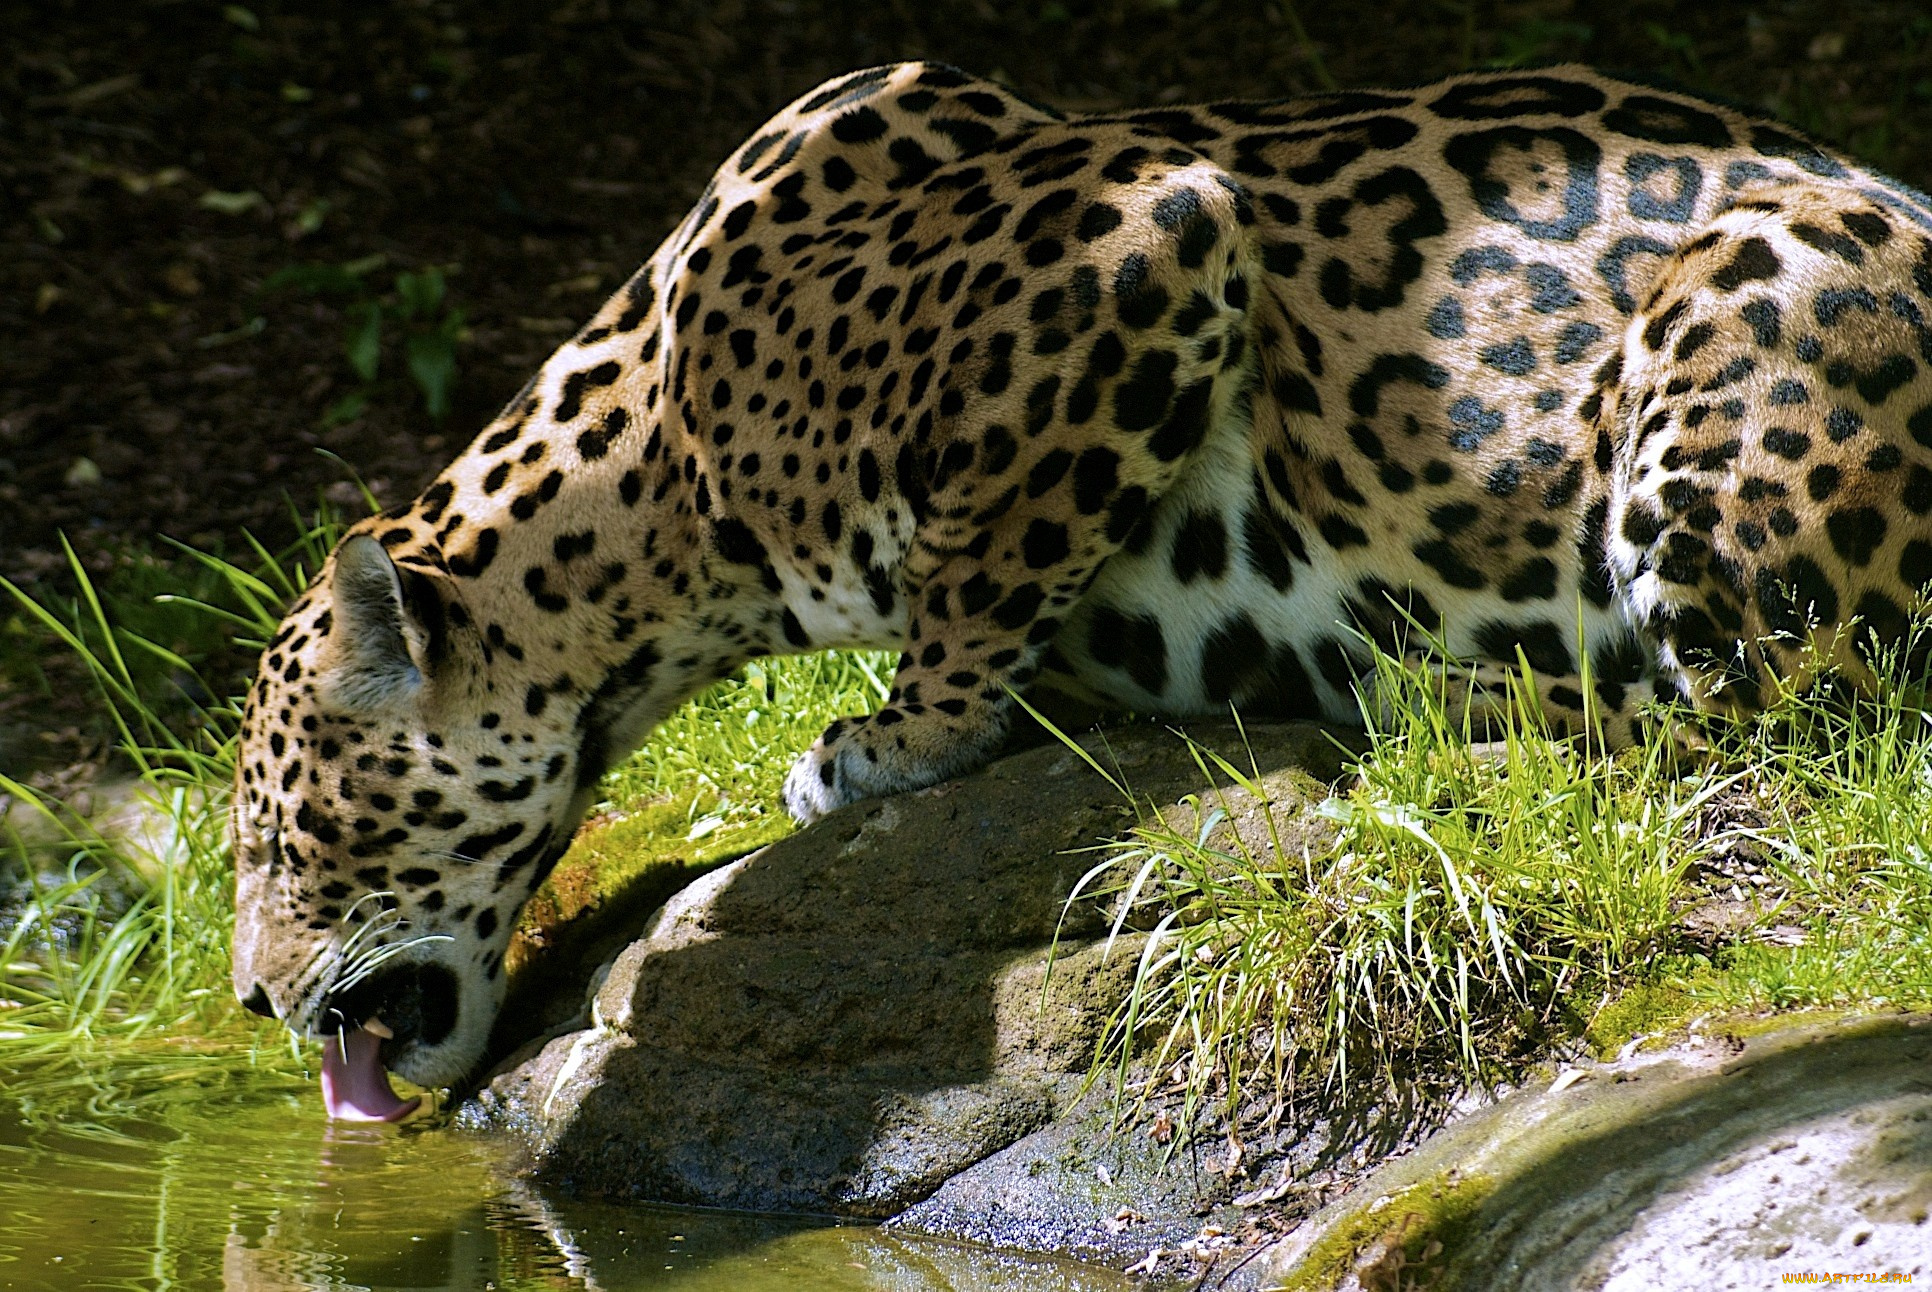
(239, 981, 278, 1019)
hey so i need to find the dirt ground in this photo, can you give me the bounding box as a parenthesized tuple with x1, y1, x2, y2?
(1, 0, 1929, 751)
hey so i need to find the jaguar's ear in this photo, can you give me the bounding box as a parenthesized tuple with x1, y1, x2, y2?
(322, 535, 424, 711)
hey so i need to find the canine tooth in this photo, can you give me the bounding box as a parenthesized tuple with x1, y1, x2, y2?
(362, 1017, 395, 1039)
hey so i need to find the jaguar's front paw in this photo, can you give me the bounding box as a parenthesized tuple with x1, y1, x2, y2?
(781, 733, 855, 824)
(780, 708, 1006, 824)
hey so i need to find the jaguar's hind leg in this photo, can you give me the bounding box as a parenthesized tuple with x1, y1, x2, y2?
(1604, 184, 1932, 726)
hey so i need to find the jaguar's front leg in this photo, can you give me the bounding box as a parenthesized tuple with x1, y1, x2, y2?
(780, 547, 1106, 823)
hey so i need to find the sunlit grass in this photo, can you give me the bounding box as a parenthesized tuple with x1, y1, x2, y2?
(587, 649, 894, 864)
(0, 520, 344, 1051)
(1067, 631, 1932, 1129)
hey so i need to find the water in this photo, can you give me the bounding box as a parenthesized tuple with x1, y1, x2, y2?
(0, 1042, 1134, 1292)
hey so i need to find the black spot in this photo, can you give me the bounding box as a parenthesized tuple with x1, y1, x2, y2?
(1815, 286, 1880, 328)
(1319, 515, 1368, 549)
(1026, 449, 1074, 498)
(478, 776, 535, 803)
(1904, 465, 1932, 515)
(1621, 502, 1665, 548)
(1310, 165, 1445, 312)
(1899, 539, 1932, 591)
(1200, 613, 1270, 704)
(1073, 447, 1119, 515)
(1474, 619, 1574, 676)
(1603, 95, 1732, 147)
(554, 361, 622, 422)
(455, 820, 526, 863)
(1792, 221, 1866, 266)
(1022, 519, 1072, 569)
(1711, 238, 1780, 291)
(712, 517, 769, 568)
(1171, 511, 1228, 583)
(1106, 485, 1152, 547)
(1242, 509, 1298, 591)
(830, 106, 889, 143)
(1344, 578, 1440, 653)
(1758, 555, 1838, 635)
(1347, 352, 1450, 418)
(1113, 252, 1169, 329)
(1077, 202, 1123, 241)
(1826, 507, 1887, 566)
(1499, 558, 1559, 602)
(1114, 350, 1178, 432)
(1149, 379, 1213, 461)
(1749, 126, 1848, 178)
(1429, 501, 1480, 535)
(991, 583, 1045, 630)
(1852, 590, 1911, 669)
(1431, 75, 1606, 119)
(1413, 538, 1486, 589)
(1656, 531, 1708, 584)
(1087, 606, 1168, 695)
(1442, 125, 1601, 243)
(1740, 298, 1782, 348)
(1555, 321, 1602, 364)
(1447, 395, 1506, 452)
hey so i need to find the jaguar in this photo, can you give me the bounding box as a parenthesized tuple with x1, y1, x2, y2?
(228, 61, 1932, 1116)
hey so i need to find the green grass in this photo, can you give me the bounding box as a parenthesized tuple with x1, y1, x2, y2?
(585, 649, 894, 866)
(1, 517, 347, 1052)
(1067, 633, 1932, 1128)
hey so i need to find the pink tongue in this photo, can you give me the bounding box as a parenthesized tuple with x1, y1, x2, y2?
(320, 1027, 421, 1122)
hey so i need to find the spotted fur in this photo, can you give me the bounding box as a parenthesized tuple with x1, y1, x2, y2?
(232, 63, 1932, 1087)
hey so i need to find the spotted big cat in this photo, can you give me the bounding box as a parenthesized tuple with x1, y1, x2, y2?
(228, 63, 1932, 1113)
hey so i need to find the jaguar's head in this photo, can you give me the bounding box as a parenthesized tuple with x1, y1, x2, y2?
(229, 532, 605, 1116)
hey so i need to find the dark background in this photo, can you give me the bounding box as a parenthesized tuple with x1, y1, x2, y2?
(1, 0, 1929, 754)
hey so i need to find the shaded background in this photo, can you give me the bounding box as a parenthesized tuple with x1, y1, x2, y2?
(2, 0, 1929, 754)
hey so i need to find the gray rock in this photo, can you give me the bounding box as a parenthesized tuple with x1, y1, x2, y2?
(463, 720, 1352, 1224)
(889, 1083, 1234, 1268)
(1253, 1014, 1932, 1288)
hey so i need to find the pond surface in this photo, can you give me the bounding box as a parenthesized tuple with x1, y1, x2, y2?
(0, 1041, 1134, 1292)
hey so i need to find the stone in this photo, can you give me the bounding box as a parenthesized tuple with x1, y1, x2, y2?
(1253, 1014, 1932, 1288)
(462, 720, 1353, 1222)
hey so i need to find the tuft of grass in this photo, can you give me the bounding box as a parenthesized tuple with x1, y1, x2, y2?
(1070, 628, 1932, 1131)
(261, 260, 467, 423)
(0, 514, 349, 1049)
(593, 650, 894, 856)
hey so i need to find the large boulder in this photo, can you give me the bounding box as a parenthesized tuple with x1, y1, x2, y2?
(462, 720, 1354, 1235)
(1255, 1014, 1932, 1288)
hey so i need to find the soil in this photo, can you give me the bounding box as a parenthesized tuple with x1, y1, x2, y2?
(1, 0, 1929, 754)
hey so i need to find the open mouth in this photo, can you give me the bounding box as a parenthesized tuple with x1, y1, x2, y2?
(321, 1022, 419, 1122)
(316, 962, 459, 1122)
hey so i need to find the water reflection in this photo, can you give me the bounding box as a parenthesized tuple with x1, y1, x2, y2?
(0, 1047, 1130, 1292)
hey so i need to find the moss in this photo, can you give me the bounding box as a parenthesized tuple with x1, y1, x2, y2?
(487, 795, 793, 1060)
(1271, 1171, 1496, 1292)
(1584, 981, 1696, 1058)
(505, 794, 789, 981)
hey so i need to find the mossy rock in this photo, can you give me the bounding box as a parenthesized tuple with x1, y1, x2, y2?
(489, 794, 789, 1060)
(1257, 1014, 1932, 1288)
